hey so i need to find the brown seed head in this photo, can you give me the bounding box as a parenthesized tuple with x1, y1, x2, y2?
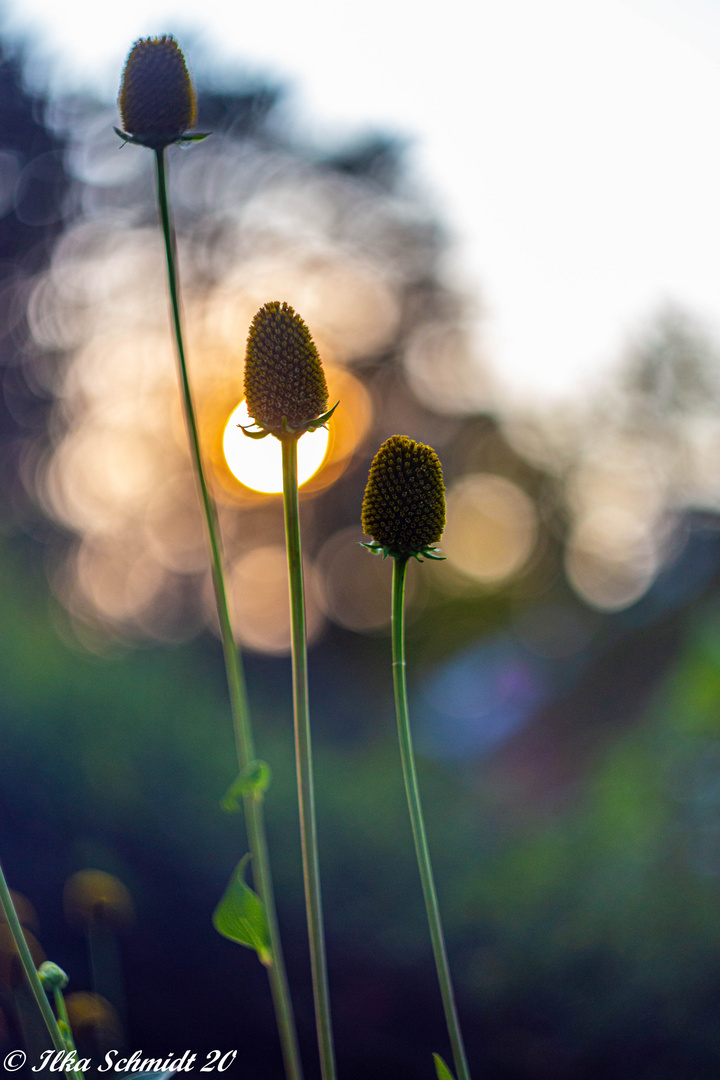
(361, 435, 446, 555)
(244, 301, 329, 433)
(119, 36, 197, 147)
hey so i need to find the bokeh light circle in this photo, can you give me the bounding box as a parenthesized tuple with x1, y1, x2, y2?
(227, 545, 325, 654)
(443, 473, 537, 584)
(223, 400, 329, 494)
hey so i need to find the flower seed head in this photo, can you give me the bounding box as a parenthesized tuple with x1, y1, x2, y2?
(119, 36, 197, 147)
(361, 435, 446, 555)
(244, 302, 329, 433)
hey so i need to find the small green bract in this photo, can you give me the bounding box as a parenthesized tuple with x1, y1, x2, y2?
(361, 435, 446, 559)
(243, 301, 330, 436)
(118, 36, 197, 148)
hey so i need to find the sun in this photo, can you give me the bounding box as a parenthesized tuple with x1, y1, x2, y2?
(222, 400, 330, 494)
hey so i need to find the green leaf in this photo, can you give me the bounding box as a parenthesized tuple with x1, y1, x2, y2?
(433, 1054, 456, 1080)
(213, 854, 272, 966)
(221, 760, 271, 812)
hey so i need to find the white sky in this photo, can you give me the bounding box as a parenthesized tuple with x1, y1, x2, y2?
(5, 0, 720, 406)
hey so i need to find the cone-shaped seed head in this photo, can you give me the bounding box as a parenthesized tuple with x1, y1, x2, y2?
(362, 435, 446, 553)
(244, 301, 329, 431)
(119, 36, 197, 144)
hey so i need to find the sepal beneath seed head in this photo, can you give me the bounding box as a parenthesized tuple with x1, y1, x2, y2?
(304, 401, 339, 432)
(238, 423, 272, 440)
(240, 401, 339, 442)
(359, 540, 445, 562)
(114, 125, 210, 149)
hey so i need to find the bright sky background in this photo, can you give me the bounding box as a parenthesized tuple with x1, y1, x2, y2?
(5, 0, 720, 406)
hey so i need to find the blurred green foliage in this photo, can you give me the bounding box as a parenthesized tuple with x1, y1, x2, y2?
(4, 525, 720, 1078)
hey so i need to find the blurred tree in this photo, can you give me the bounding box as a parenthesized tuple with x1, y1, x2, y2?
(0, 43, 70, 534)
(624, 305, 720, 424)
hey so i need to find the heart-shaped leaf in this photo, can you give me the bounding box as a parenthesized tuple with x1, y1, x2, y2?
(213, 854, 272, 966)
(433, 1054, 456, 1080)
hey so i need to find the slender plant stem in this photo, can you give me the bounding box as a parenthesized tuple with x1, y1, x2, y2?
(53, 986, 85, 1080)
(0, 861, 82, 1074)
(154, 147, 303, 1080)
(53, 986, 71, 1036)
(281, 436, 337, 1080)
(391, 557, 471, 1080)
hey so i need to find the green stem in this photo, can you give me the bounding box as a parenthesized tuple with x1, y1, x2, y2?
(391, 557, 471, 1080)
(154, 148, 303, 1080)
(0, 862, 67, 1056)
(281, 436, 337, 1080)
(53, 988, 85, 1080)
(53, 986, 71, 1033)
